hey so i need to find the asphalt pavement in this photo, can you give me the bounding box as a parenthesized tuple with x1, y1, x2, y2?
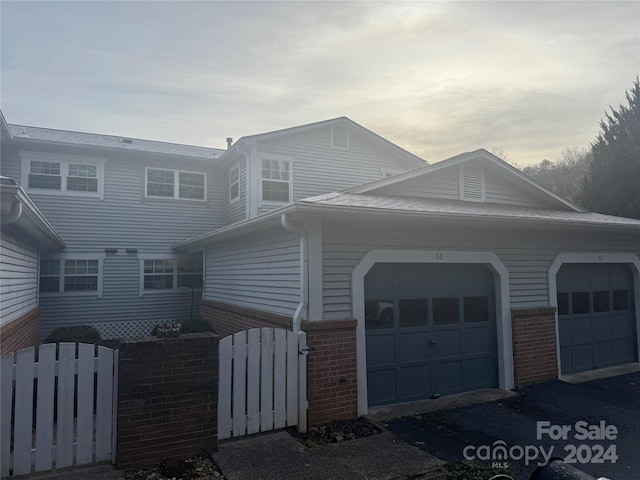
(384, 371, 640, 480)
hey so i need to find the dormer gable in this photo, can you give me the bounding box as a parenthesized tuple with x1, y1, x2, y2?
(347, 149, 586, 212)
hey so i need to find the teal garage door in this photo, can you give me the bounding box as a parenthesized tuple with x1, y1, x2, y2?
(557, 263, 637, 374)
(365, 263, 498, 407)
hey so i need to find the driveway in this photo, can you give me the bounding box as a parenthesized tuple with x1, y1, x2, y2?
(384, 371, 640, 480)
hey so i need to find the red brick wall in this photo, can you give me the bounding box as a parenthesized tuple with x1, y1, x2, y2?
(511, 307, 558, 388)
(116, 333, 219, 468)
(302, 319, 358, 426)
(200, 299, 292, 337)
(0, 307, 41, 354)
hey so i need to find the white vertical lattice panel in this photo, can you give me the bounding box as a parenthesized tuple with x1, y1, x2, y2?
(1, 343, 117, 476)
(218, 328, 307, 440)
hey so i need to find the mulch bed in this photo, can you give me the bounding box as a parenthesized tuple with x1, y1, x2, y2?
(125, 455, 225, 480)
(287, 417, 382, 447)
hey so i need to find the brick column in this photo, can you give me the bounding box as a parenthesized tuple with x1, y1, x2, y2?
(0, 307, 41, 354)
(302, 319, 358, 426)
(511, 307, 558, 388)
(116, 333, 219, 468)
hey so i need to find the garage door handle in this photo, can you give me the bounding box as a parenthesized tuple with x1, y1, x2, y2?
(429, 339, 439, 345)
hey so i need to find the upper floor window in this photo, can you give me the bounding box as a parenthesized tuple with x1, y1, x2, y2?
(145, 168, 206, 201)
(261, 159, 290, 203)
(39, 257, 103, 296)
(331, 124, 349, 150)
(22, 153, 105, 199)
(229, 164, 240, 202)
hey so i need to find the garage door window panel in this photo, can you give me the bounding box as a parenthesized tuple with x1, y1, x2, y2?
(433, 297, 459, 325)
(571, 292, 590, 315)
(399, 299, 427, 328)
(365, 300, 394, 329)
(612, 290, 629, 311)
(593, 291, 610, 313)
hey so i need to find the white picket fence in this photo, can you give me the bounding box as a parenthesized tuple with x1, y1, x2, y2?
(0, 343, 118, 477)
(218, 328, 307, 440)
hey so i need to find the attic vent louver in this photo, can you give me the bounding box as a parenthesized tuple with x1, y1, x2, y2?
(459, 164, 485, 202)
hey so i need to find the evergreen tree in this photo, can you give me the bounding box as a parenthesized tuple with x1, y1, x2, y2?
(581, 78, 640, 219)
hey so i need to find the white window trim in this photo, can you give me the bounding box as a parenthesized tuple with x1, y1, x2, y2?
(258, 154, 294, 207)
(331, 124, 350, 150)
(137, 254, 203, 297)
(39, 253, 105, 298)
(351, 249, 513, 416)
(144, 167, 207, 201)
(21, 151, 106, 200)
(229, 164, 240, 203)
(548, 253, 640, 379)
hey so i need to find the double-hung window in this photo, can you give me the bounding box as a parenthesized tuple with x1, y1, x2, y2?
(23, 153, 105, 198)
(145, 168, 206, 201)
(140, 255, 203, 294)
(39, 257, 103, 295)
(229, 165, 240, 202)
(261, 158, 291, 203)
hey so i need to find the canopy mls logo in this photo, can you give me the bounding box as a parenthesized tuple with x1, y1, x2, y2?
(463, 420, 618, 468)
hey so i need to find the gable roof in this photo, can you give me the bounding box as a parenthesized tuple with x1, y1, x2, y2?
(297, 192, 640, 229)
(345, 149, 587, 213)
(8, 124, 225, 160)
(221, 116, 426, 167)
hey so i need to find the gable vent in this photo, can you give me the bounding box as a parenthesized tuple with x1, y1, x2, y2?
(459, 165, 485, 202)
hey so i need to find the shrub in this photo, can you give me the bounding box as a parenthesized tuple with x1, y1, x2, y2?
(45, 325, 102, 345)
(179, 315, 213, 334)
(150, 316, 213, 336)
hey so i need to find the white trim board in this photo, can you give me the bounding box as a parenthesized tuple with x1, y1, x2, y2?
(351, 249, 513, 416)
(548, 252, 640, 378)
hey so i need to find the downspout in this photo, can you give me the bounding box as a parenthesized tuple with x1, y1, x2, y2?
(1, 199, 23, 225)
(281, 213, 307, 333)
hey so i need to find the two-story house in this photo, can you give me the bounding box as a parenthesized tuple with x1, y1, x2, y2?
(0, 115, 423, 351)
(1, 111, 639, 422)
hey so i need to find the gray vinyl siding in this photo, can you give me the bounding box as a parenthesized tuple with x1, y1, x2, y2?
(18, 153, 227, 251)
(484, 170, 554, 208)
(0, 232, 39, 325)
(38, 253, 201, 338)
(226, 159, 246, 225)
(4, 148, 224, 336)
(0, 147, 21, 180)
(375, 169, 460, 200)
(374, 164, 557, 209)
(204, 226, 300, 317)
(321, 219, 640, 319)
(255, 126, 418, 215)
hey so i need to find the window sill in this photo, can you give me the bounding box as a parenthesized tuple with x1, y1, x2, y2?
(40, 291, 101, 298)
(144, 196, 207, 204)
(25, 189, 103, 200)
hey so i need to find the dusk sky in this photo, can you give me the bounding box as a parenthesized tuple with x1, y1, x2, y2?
(1, 1, 638, 165)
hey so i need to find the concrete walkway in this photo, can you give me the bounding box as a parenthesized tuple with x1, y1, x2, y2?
(214, 429, 445, 480)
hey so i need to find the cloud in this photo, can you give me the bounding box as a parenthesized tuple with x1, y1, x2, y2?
(1, 1, 638, 165)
